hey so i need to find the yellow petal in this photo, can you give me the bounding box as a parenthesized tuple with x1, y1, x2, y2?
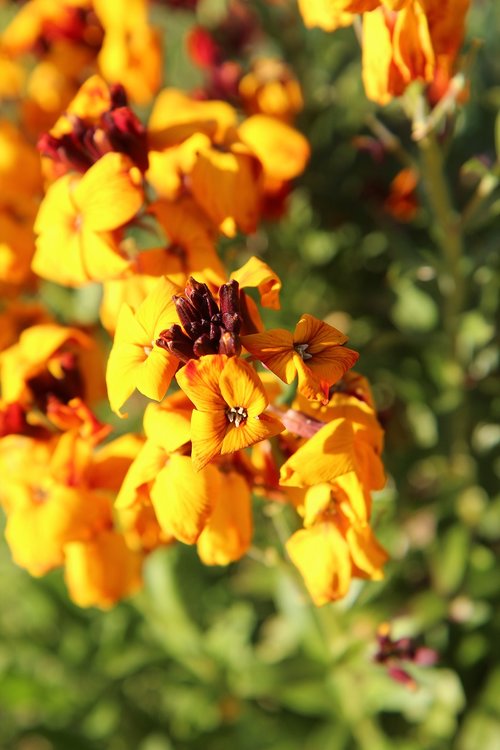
(74, 153, 143, 232)
(286, 522, 352, 605)
(238, 115, 310, 182)
(346, 522, 388, 580)
(197, 471, 252, 565)
(135, 346, 179, 402)
(150, 454, 220, 543)
(219, 357, 268, 416)
(106, 305, 149, 415)
(176, 355, 227, 412)
(143, 398, 192, 453)
(230, 255, 282, 310)
(134, 275, 180, 338)
(115, 440, 166, 510)
(280, 418, 355, 487)
(221, 412, 284, 455)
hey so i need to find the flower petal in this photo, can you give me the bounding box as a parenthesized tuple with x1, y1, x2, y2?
(176, 355, 227, 412)
(135, 346, 179, 402)
(74, 152, 143, 232)
(197, 471, 252, 565)
(190, 409, 227, 471)
(230, 256, 281, 310)
(241, 329, 296, 383)
(150, 454, 219, 543)
(219, 357, 268, 416)
(221, 412, 284, 455)
(286, 521, 352, 605)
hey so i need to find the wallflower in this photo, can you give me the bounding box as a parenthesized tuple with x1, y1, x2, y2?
(279, 399, 385, 497)
(32, 152, 144, 286)
(115, 397, 219, 544)
(286, 483, 388, 605)
(242, 314, 359, 402)
(93, 0, 162, 105)
(197, 468, 252, 565)
(176, 354, 284, 471)
(64, 529, 143, 609)
(2, 432, 112, 576)
(362, 2, 434, 105)
(105, 276, 181, 415)
(0, 324, 94, 407)
(239, 59, 304, 123)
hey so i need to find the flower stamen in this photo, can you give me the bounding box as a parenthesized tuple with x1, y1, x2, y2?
(226, 406, 248, 427)
(294, 343, 313, 360)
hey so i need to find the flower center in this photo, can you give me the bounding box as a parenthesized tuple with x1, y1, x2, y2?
(226, 406, 248, 427)
(294, 343, 313, 360)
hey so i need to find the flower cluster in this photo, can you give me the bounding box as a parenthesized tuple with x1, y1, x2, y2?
(298, 0, 471, 105)
(0, 1, 388, 609)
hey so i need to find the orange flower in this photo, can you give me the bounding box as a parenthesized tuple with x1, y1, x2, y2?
(0, 323, 93, 407)
(242, 314, 359, 402)
(32, 152, 143, 287)
(286, 487, 388, 605)
(1, 432, 113, 577)
(64, 529, 143, 609)
(176, 355, 284, 472)
(362, 2, 434, 105)
(238, 59, 304, 123)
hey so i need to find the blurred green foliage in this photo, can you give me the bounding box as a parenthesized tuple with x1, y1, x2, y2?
(1, 1, 500, 749)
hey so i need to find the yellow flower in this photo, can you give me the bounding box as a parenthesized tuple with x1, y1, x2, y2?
(176, 355, 284, 472)
(93, 0, 162, 105)
(32, 152, 144, 286)
(286, 483, 388, 605)
(239, 58, 304, 123)
(105, 276, 181, 415)
(64, 529, 143, 609)
(115, 397, 219, 544)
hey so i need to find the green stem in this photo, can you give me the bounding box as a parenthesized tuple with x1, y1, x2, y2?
(417, 131, 468, 465)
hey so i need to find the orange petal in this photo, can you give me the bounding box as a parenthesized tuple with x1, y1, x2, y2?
(190, 146, 262, 236)
(64, 530, 143, 609)
(241, 329, 296, 383)
(280, 418, 356, 487)
(293, 314, 348, 349)
(190, 409, 227, 472)
(219, 357, 268, 416)
(176, 355, 227, 412)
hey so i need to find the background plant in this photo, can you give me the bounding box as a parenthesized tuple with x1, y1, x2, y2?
(0, 1, 499, 748)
